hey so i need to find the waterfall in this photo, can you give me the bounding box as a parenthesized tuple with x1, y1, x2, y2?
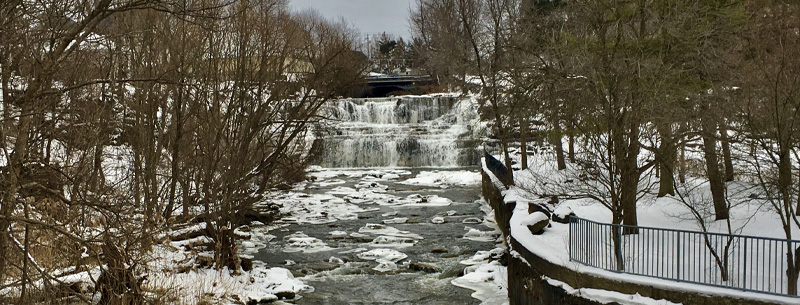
(311, 95, 482, 168)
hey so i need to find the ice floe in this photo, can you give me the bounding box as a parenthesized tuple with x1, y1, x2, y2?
(383, 217, 409, 224)
(358, 223, 424, 240)
(282, 232, 334, 253)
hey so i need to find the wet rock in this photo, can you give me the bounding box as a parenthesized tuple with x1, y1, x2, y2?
(329, 256, 345, 264)
(275, 291, 296, 300)
(409, 261, 442, 273)
(431, 247, 448, 254)
(438, 266, 465, 279)
(306, 262, 340, 273)
(240, 257, 253, 272)
(462, 217, 482, 224)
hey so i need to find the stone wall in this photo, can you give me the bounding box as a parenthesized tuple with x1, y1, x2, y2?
(481, 169, 786, 305)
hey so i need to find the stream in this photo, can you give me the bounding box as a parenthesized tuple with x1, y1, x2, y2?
(253, 95, 505, 304)
(254, 168, 501, 304)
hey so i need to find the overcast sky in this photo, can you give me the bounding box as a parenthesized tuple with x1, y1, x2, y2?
(288, 0, 417, 39)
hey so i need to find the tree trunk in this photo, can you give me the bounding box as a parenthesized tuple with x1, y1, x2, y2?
(679, 140, 686, 184)
(0, 104, 32, 285)
(610, 122, 641, 234)
(788, 245, 799, 295)
(702, 120, 728, 220)
(720, 122, 734, 182)
(164, 88, 184, 220)
(657, 124, 676, 197)
(520, 117, 528, 170)
(612, 214, 625, 271)
(620, 146, 640, 233)
(568, 124, 576, 163)
(552, 124, 566, 170)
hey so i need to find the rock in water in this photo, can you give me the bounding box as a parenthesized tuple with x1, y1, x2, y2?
(410, 261, 442, 273)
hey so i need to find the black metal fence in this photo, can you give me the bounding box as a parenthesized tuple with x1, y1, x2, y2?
(568, 216, 800, 296)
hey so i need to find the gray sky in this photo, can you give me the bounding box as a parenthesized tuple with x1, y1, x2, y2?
(288, 0, 417, 39)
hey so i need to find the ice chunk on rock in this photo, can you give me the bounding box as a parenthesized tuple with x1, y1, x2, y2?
(463, 227, 497, 242)
(462, 217, 482, 224)
(383, 217, 408, 224)
(431, 216, 445, 224)
(370, 235, 417, 248)
(373, 261, 399, 272)
(283, 232, 333, 253)
(358, 224, 423, 240)
(329, 231, 348, 237)
(358, 248, 408, 263)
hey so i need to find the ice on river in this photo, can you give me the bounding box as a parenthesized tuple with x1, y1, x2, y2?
(358, 223, 424, 240)
(401, 170, 482, 187)
(369, 235, 418, 248)
(282, 232, 334, 253)
(271, 192, 376, 225)
(452, 261, 509, 305)
(462, 227, 499, 242)
(382, 217, 408, 224)
(357, 248, 409, 272)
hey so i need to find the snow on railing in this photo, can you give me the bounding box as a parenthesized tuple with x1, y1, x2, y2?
(569, 216, 800, 297)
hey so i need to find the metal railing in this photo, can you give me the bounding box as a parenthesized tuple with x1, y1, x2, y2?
(568, 216, 800, 296)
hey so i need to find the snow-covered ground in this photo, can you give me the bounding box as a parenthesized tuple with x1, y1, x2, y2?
(485, 148, 800, 304)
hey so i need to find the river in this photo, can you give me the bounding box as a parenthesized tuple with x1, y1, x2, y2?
(253, 95, 506, 304)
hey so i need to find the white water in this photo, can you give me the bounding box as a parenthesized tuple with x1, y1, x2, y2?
(313, 95, 482, 168)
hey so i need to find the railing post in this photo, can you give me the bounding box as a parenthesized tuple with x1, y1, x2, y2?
(743, 237, 747, 291)
(676, 232, 681, 280)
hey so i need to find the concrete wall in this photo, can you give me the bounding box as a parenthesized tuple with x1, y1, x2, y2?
(481, 170, 784, 305)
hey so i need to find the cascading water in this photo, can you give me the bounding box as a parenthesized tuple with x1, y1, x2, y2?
(311, 95, 482, 168)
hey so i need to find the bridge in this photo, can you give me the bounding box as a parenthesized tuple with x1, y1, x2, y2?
(350, 75, 437, 98)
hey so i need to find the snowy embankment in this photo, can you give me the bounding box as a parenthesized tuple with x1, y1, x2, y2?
(145, 244, 308, 304)
(486, 150, 800, 305)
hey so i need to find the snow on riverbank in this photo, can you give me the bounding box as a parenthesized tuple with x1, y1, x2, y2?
(485, 150, 800, 304)
(145, 245, 309, 304)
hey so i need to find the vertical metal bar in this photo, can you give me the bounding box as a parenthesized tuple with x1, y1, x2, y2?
(737, 236, 741, 290)
(770, 239, 774, 292)
(744, 237, 749, 291)
(589, 223, 597, 267)
(759, 239, 763, 291)
(649, 228, 653, 276)
(676, 231, 681, 280)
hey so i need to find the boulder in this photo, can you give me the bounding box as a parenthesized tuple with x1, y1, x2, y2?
(552, 205, 575, 224)
(521, 211, 549, 235)
(527, 203, 552, 219)
(275, 291, 296, 300)
(240, 257, 253, 272)
(409, 261, 442, 273)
